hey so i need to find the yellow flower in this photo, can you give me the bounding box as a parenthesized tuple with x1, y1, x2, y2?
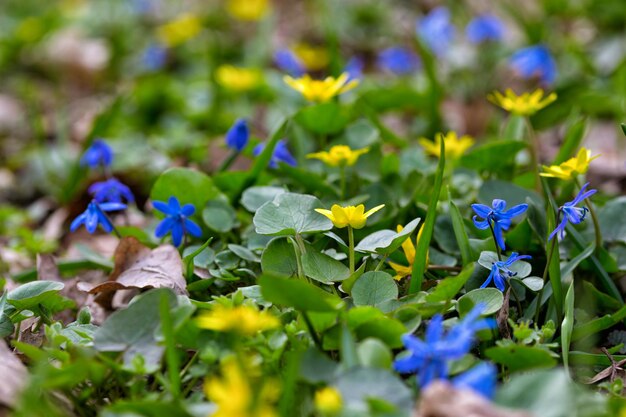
(307, 145, 369, 167)
(488, 88, 557, 116)
(388, 225, 428, 280)
(205, 356, 279, 417)
(540, 147, 600, 180)
(226, 0, 269, 21)
(283, 73, 358, 103)
(315, 204, 384, 229)
(196, 304, 279, 335)
(157, 13, 202, 47)
(216, 65, 263, 92)
(314, 387, 342, 415)
(293, 43, 329, 71)
(418, 132, 474, 160)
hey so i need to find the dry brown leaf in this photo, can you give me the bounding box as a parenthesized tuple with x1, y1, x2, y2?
(415, 381, 533, 417)
(497, 288, 511, 339)
(0, 340, 27, 408)
(77, 237, 187, 309)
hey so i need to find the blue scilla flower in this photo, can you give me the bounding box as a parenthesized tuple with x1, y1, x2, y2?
(416, 7, 455, 57)
(142, 44, 167, 71)
(472, 199, 528, 251)
(466, 14, 506, 44)
(549, 182, 597, 241)
(274, 49, 305, 77)
(253, 140, 297, 168)
(70, 200, 126, 234)
(481, 252, 532, 292)
(451, 362, 498, 399)
(80, 139, 113, 169)
(510, 45, 557, 85)
(377, 46, 420, 75)
(394, 304, 494, 389)
(225, 119, 249, 152)
(344, 56, 364, 81)
(88, 178, 135, 204)
(153, 196, 202, 247)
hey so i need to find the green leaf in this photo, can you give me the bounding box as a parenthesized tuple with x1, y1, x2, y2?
(338, 262, 366, 295)
(241, 186, 286, 213)
(344, 119, 380, 149)
(448, 191, 472, 265)
(485, 345, 557, 373)
(259, 275, 344, 312)
(202, 200, 236, 233)
(562, 282, 575, 374)
(502, 115, 525, 140)
(0, 291, 13, 338)
(460, 140, 526, 173)
(553, 118, 586, 164)
(357, 338, 392, 369)
(560, 242, 595, 279)
(150, 167, 224, 223)
(276, 164, 339, 197)
(7, 281, 64, 311)
(351, 272, 398, 307)
(295, 102, 350, 135)
(260, 238, 298, 277)
(354, 218, 420, 254)
(410, 137, 445, 293)
(302, 250, 350, 284)
(253, 193, 333, 236)
(598, 196, 626, 244)
(94, 289, 177, 372)
(457, 288, 504, 315)
(519, 277, 544, 292)
(426, 263, 475, 303)
(526, 196, 547, 246)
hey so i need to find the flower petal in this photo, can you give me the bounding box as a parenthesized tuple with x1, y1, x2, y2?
(184, 218, 203, 237)
(155, 217, 175, 238)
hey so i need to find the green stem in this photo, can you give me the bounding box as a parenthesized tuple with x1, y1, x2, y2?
(508, 282, 523, 317)
(574, 177, 602, 252)
(291, 235, 308, 282)
(535, 232, 559, 324)
(348, 226, 355, 273)
(374, 256, 386, 271)
(302, 311, 323, 350)
(216, 149, 239, 173)
(339, 165, 346, 200)
(524, 117, 542, 192)
(488, 221, 502, 261)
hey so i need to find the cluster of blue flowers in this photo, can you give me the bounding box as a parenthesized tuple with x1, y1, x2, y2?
(394, 304, 497, 398)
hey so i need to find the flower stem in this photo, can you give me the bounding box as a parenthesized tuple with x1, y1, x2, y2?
(508, 282, 523, 317)
(488, 220, 502, 261)
(302, 311, 323, 351)
(339, 165, 346, 200)
(574, 177, 602, 252)
(348, 226, 355, 273)
(534, 230, 558, 324)
(524, 117, 542, 192)
(216, 149, 239, 173)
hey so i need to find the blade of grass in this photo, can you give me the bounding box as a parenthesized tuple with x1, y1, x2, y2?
(409, 138, 445, 294)
(448, 187, 472, 266)
(553, 118, 586, 164)
(561, 282, 575, 376)
(159, 292, 181, 399)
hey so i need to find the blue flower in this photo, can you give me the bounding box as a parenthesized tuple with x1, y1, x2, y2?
(466, 15, 505, 44)
(509, 45, 557, 85)
(253, 140, 297, 168)
(80, 139, 113, 169)
(225, 119, 249, 152)
(481, 252, 532, 292)
(274, 49, 305, 77)
(416, 7, 455, 56)
(344, 56, 364, 81)
(153, 196, 202, 247)
(472, 199, 528, 251)
(394, 304, 494, 389)
(70, 200, 126, 234)
(549, 182, 597, 241)
(451, 362, 498, 399)
(142, 44, 167, 71)
(88, 178, 135, 204)
(377, 46, 420, 75)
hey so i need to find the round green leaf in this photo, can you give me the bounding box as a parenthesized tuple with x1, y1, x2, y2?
(260, 238, 298, 277)
(485, 345, 557, 373)
(520, 276, 544, 292)
(294, 102, 350, 135)
(457, 288, 504, 315)
(253, 193, 333, 236)
(357, 338, 392, 369)
(241, 186, 286, 213)
(302, 250, 350, 284)
(355, 218, 421, 254)
(202, 200, 236, 233)
(352, 272, 398, 307)
(7, 281, 64, 311)
(259, 275, 344, 312)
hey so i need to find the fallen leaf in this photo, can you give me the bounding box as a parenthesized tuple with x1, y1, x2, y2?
(77, 237, 187, 309)
(0, 340, 27, 408)
(496, 288, 511, 339)
(416, 381, 532, 417)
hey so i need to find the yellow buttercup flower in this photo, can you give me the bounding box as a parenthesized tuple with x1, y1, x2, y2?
(488, 88, 557, 116)
(226, 0, 269, 21)
(540, 147, 600, 180)
(293, 43, 329, 71)
(205, 356, 279, 417)
(196, 304, 279, 335)
(307, 145, 369, 167)
(315, 204, 384, 229)
(314, 387, 342, 415)
(157, 13, 202, 47)
(216, 65, 263, 92)
(388, 225, 428, 280)
(283, 73, 358, 103)
(418, 132, 474, 160)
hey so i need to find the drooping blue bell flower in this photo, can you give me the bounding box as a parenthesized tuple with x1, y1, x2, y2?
(225, 119, 250, 152)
